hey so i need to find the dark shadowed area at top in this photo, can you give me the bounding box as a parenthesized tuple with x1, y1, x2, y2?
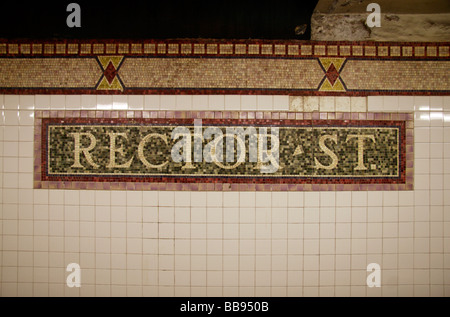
(0, 0, 319, 40)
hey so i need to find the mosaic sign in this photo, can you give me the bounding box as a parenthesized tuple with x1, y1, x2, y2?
(34, 111, 413, 191)
(1, 40, 449, 96)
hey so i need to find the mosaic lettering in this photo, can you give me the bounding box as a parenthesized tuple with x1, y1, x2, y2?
(35, 111, 412, 190)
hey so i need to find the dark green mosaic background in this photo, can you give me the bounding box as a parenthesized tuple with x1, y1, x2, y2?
(47, 125, 399, 178)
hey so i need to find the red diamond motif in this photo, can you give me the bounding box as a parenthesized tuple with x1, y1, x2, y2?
(325, 63, 339, 86)
(104, 61, 117, 85)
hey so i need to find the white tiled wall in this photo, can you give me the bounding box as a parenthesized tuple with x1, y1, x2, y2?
(1, 94, 449, 297)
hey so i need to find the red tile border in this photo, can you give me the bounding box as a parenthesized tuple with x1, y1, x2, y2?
(34, 110, 413, 191)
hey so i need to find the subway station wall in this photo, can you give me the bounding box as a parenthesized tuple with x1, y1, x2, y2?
(1, 94, 450, 296)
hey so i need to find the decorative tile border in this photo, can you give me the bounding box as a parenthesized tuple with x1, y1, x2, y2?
(1, 39, 449, 96)
(34, 110, 414, 191)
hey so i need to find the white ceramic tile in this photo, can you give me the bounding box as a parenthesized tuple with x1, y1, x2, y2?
(256, 95, 273, 111)
(206, 192, 222, 208)
(208, 95, 224, 110)
(80, 95, 97, 110)
(367, 96, 383, 112)
(241, 95, 257, 111)
(18, 126, 33, 142)
(159, 95, 176, 110)
(189, 95, 207, 111)
(304, 192, 320, 207)
(429, 96, 444, 111)
(239, 192, 255, 207)
(415, 127, 430, 143)
(191, 192, 207, 207)
(352, 192, 367, 206)
(127, 95, 144, 110)
(381, 96, 397, 111)
(34, 95, 50, 110)
(414, 143, 430, 159)
(97, 95, 113, 110)
(319, 97, 335, 112)
(95, 191, 111, 206)
(175, 95, 192, 110)
(224, 95, 240, 110)
(414, 96, 430, 111)
(255, 192, 271, 208)
(336, 192, 351, 206)
(1, 94, 450, 297)
(112, 95, 128, 110)
(65, 95, 81, 109)
(159, 191, 174, 207)
(287, 192, 303, 207)
(4, 111, 19, 126)
(272, 192, 288, 207)
(143, 95, 160, 109)
(18, 111, 34, 126)
(18, 96, 34, 110)
(415, 112, 431, 127)
(273, 95, 289, 111)
(398, 96, 414, 112)
(335, 97, 351, 112)
(4, 95, 19, 110)
(443, 96, 450, 110)
(49, 95, 66, 109)
(303, 96, 319, 112)
(3, 142, 18, 157)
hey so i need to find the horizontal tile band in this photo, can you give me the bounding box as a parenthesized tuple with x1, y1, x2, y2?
(1, 53, 449, 95)
(1, 40, 449, 58)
